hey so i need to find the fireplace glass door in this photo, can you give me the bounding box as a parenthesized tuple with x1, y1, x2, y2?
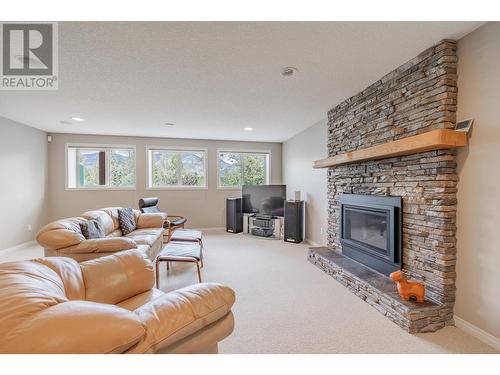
(339, 194, 402, 276)
(344, 207, 389, 255)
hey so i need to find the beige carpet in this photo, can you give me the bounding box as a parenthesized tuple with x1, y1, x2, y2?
(1, 230, 497, 354)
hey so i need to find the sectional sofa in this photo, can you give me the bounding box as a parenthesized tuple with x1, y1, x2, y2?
(36, 207, 165, 262)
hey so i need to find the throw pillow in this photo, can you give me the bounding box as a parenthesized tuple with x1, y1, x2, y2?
(118, 207, 137, 235)
(80, 218, 105, 239)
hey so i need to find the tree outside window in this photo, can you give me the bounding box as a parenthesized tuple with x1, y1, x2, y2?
(67, 146, 136, 189)
(110, 149, 135, 187)
(219, 151, 269, 188)
(149, 149, 206, 188)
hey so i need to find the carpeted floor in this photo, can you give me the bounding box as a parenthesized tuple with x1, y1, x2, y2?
(1, 229, 497, 354)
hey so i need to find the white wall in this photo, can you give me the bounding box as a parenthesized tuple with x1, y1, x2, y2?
(283, 119, 328, 245)
(48, 133, 282, 228)
(0, 117, 48, 250)
(455, 22, 500, 339)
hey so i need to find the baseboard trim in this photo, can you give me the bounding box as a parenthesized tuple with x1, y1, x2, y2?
(0, 240, 36, 254)
(305, 239, 322, 247)
(196, 227, 225, 232)
(454, 315, 500, 351)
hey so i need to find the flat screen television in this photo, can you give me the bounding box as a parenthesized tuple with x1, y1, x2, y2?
(242, 185, 286, 217)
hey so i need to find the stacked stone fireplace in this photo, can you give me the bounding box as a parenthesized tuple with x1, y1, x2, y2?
(308, 40, 459, 333)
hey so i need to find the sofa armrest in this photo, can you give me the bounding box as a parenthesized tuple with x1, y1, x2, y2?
(37, 228, 85, 250)
(126, 282, 236, 353)
(80, 249, 155, 305)
(58, 237, 137, 255)
(0, 301, 145, 354)
(136, 213, 165, 229)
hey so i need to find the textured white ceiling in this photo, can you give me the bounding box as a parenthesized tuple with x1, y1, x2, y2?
(0, 22, 484, 142)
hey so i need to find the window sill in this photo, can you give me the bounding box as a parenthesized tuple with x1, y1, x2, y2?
(146, 186, 209, 191)
(65, 187, 137, 191)
(217, 186, 242, 191)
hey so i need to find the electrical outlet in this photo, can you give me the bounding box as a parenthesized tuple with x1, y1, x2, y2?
(320, 227, 324, 235)
(28, 224, 33, 231)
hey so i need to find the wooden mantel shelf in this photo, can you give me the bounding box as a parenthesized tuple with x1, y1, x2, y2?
(313, 129, 467, 168)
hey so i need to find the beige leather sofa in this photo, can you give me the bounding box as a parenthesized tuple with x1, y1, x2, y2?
(37, 207, 165, 262)
(0, 249, 235, 354)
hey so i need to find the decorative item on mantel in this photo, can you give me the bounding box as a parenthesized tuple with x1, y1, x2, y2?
(390, 271, 425, 303)
(454, 118, 474, 133)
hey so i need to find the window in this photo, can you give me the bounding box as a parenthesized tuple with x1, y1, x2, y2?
(148, 148, 207, 189)
(66, 145, 136, 189)
(218, 151, 270, 188)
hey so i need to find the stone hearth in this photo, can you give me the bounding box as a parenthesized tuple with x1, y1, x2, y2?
(308, 247, 452, 333)
(310, 40, 459, 333)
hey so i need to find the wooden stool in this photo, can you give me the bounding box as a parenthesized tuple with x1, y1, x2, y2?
(155, 242, 203, 288)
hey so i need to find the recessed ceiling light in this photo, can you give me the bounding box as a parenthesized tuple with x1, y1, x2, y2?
(60, 120, 72, 125)
(281, 66, 298, 77)
(71, 117, 85, 122)
(244, 127, 253, 131)
(164, 122, 175, 127)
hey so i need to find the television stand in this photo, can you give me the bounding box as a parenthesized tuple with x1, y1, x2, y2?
(244, 214, 283, 240)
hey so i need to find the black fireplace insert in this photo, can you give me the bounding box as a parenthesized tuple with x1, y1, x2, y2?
(340, 194, 402, 276)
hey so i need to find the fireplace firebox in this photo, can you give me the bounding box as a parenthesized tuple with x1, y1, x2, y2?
(340, 194, 402, 276)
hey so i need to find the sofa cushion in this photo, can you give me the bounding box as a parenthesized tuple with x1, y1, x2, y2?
(136, 213, 165, 229)
(107, 229, 123, 238)
(125, 228, 163, 246)
(125, 234, 157, 247)
(80, 218, 105, 239)
(33, 257, 85, 300)
(126, 228, 163, 247)
(118, 288, 164, 311)
(0, 301, 146, 354)
(127, 283, 236, 354)
(135, 244, 156, 260)
(58, 237, 137, 255)
(118, 208, 137, 235)
(128, 228, 163, 237)
(80, 250, 155, 305)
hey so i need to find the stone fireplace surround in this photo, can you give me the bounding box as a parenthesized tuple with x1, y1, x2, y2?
(308, 40, 459, 333)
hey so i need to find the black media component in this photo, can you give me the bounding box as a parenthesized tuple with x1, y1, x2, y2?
(251, 226, 275, 237)
(284, 200, 304, 243)
(226, 198, 243, 233)
(242, 185, 286, 217)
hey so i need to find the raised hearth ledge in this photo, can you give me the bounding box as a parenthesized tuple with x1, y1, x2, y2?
(308, 247, 454, 333)
(313, 129, 467, 168)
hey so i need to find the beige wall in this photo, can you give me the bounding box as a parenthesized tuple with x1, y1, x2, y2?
(48, 133, 282, 228)
(283, 119, 328, 245)
(0, 117, 48, 250)
(455, 22, 500, 338)
(281, 23, 500, 339)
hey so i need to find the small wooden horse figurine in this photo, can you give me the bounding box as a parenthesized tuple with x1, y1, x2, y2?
(389, 270, 425, 303)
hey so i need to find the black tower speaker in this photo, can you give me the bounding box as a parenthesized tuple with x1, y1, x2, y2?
(226, 198, 243, 233)
(284, 200, 304, 243)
